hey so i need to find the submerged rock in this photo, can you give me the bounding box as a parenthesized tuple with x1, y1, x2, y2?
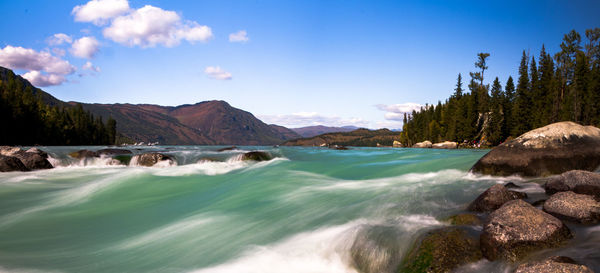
(444, 213, 482, 226)
(544, 170, 600, 199)
(241, 151, 273, 161)
(432, 141, 457, 149)
(0, 155, 29, 172)
(69, 149, 99, 159)
(471, 122, 600, 177)
(412, 140, 433, 148)
(350, 225, 404, 273)
(97, 148, 132, 155)
(543, 191, 600, 224)
(480, 200, 572, 262)
(131, 153, 175, 167)
(467, 184, 527, 212)
(216, 146, 237, 152)
(514, 256, 594, 273)
(399, 227, 482, 273)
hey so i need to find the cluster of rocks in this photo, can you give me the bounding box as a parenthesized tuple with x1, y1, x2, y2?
(0, 146, 53, 172)
(412, 140, 458, 149)
(351, 122, 600, 273)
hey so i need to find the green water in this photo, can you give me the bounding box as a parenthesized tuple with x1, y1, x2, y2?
(0, 146, 598, 273)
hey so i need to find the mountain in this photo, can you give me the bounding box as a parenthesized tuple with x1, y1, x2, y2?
(82, 101, 302, 145)
(282, 128, 400, 147)
(292, 125, 359, 138)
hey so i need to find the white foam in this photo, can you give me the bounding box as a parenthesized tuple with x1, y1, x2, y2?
(189, 221, 362, 273)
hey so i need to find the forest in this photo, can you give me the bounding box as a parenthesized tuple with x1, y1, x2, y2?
(0, 68, 116, 145)
(399, 28, 600, 147)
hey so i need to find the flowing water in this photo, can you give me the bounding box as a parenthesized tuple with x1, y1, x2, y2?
(0, 146, 598, 273)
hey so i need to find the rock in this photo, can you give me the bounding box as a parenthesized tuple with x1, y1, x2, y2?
(131, 153, 175, 167)
(13, 149, 53, 170)
(543, 191, 600, 224)
(97, 148, 132, 155)
(504, 182, 521, 189)
(467, 184, 527, 212)
(241, 151, 273, 161)
(399, 227, 482, 273)
(350, 225, 404, 273)
(471, 122, 600, 177)
(444, 214, 482, 226)
(393, 140, 402, 148)
(432, 141, 457, 149)
(217, 146, 237, 152)
(0, 155, 29, 172)
(331, 145, 349, 150)
(113, 155, 133, 165)
(480, 200, 572, 261)
(0, 146, 21, 156)
(544, 170, 600, 199)
(514, 256, 594, 273)
(69, 149, 99, 159)
(531, 199, 547, 207)
(412, 140, 433, 148)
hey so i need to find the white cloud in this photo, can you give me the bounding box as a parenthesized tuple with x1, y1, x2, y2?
(376, 103, 424, 121)
(52, 48, 66, 57)
(258, 112, 370, 128)
(229, 30, 249, 43)
(70, 36, 100, 58)
(47, 33, 73, 46)
(103, 5, 213, 47)
(82, 61, 101, 73)
(72, 0, 130, 26)
(0, 45, 76, 87)
(204, 66, 232, 80)
(22, 71, 66, 87)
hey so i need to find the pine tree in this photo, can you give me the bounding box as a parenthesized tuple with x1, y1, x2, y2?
(512, 51, 531, 136)
(487, 77, 504, 145)
(503, 76, 515, 139)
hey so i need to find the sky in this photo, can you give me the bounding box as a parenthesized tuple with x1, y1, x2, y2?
(1, 0, 599, 129)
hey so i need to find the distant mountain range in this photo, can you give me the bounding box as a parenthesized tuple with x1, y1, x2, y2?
(283, 128, 400, 147)
(291, 125, 358, 138)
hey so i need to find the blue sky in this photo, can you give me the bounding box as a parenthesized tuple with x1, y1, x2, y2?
(1, 0, 599, 129)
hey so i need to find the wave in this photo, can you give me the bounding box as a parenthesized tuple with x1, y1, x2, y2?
(151, 156, 288, 177)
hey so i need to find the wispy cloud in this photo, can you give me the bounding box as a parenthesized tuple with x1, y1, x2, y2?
(375, 103, 424, 121)
(229, 30, 249, 43)
(47, 33, 73, 46)
(204, 66, 232, 80)
(0, 45, 76, 86)
(82, 61, 101, 73)
(259, 112, 369, 128)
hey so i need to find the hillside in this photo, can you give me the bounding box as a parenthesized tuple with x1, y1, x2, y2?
(292, 125, 358, 138)
(282, 128, 400, 147)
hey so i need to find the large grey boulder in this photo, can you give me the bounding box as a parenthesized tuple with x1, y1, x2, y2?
(432, 141, 458, 149)
(471, 122, 600, 177)
(0, 147, 53, 170)
(514, 256, 594, 273)
(412, 140, 433, 148)
(350, 225, 404, 273)
(480, 200, 572, 261)
(131, 153, 175, 167)
(543, 191, 600, 224)
(544, 170, 600, 199)
(0, 155, 29, 172)
(467, 184, 527, 212)
(399, 227, 482, 273)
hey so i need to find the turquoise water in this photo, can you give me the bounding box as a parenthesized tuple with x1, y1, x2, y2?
(0, 146, 598, 272)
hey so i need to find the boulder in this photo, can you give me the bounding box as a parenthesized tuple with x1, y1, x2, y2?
(412, 140, 432, 148)
(514, 256, 594, 273)
(241, 151, 273, 161)
(480, 200, 572, 261)
(13, 149, 53, 170)
(467, 184, 527, 212)
(544, 170, 600, 199)
(216, 146, 237, 152)
(131, 153, 175, 167)
(69, 149, 99, 159)
(0, 155, 29, 172)
(543, 191, 600, 224)
(432, 141, 458, 149)
(399, 227, 482, 273)
(96, 148, 132, 155)
(471, 122, 600, 177)
(444, 213, 482, 226)
(393, 140, 402, 148)
(350, 225, 404, 273)
(0, 146, 21, 156)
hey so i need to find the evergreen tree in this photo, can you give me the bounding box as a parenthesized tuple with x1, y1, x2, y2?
(488, 77, 504, 145)
(503, 76, 515, 139)
(512, 51, 531, 136)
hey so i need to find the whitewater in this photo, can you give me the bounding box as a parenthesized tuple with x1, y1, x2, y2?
(0, 146, 598, 273)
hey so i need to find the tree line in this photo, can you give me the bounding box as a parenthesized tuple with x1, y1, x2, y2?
(0, 68, 116, 145)
(399, 28, 600, 147)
